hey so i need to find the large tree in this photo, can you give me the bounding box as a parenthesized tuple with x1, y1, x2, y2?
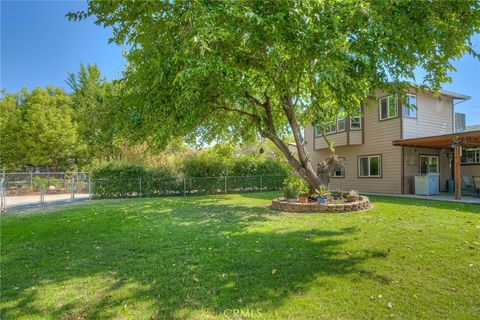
(0, 87, 84, 170)
(69, 0, 480, 191)
(67, 64, 120, 162)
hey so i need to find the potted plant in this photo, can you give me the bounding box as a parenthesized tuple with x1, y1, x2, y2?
(346, 190, 359, 202)
(317, 185, 331, 204)
(282, 176, 308, 203)
(299, 192, 309, 203)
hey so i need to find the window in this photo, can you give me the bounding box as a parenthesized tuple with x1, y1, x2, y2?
(332, 168, 344, 178)
(337, 117, 346, 132)
(358, 155, 381, 177)
(350, 105, 362, 130)
(315, 122, 337, 136)
(324, 122, 336, 134)
(419, 155, 439, 174)
(403, 94, 417, 118)
(379, 95, 398, 120)
(461, 148, 480, 164)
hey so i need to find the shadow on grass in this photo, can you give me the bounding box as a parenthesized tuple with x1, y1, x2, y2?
(1, 197, 389, 319)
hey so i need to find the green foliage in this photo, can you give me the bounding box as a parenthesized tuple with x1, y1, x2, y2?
(182, 148, 290, 178)
(282, 176, 308, 199)
(67, 64, 121, 163)
(90, 162, 178, 198)
(90, 147, 290, 198)
(0, 87, 85, 170)
(68, 1, 480, 147)
(318, 185, 331, 198)
(182, 150, 230, 178)
(31, 177, 62, 191)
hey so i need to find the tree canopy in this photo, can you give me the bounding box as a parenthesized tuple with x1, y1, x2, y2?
(0, 87, 84, 170)
(67, 63, 121, 161)
(69, 0, 480, 190)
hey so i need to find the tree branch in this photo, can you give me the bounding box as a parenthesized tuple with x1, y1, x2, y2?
(217, 106, 262, 124)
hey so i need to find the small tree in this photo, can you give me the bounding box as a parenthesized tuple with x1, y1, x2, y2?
(69, 1, 480, 191)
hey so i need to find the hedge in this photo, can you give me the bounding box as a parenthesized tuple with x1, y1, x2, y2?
(90, 157, 290, 199)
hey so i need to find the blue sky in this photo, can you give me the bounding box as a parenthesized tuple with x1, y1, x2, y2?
(2, 1, 479, 124)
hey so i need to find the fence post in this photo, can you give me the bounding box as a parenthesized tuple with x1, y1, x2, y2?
(260, 175, 263, 190)
(40, 189, 45, 205)
(30, 172, 33, 191)
(139, 178, 142, 198)
(183, 178, 186, 197)
(224, 176, 227, 194)
(88, 177, 92, 200)
(70, 177, 75, 202)
(0, 179, 5, 212)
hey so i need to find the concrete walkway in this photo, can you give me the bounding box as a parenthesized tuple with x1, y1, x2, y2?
(3, 193, 90, 211)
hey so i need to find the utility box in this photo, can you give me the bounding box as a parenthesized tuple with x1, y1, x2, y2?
(415, 173, 440, 196)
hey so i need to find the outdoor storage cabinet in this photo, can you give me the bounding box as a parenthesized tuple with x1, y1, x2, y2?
(415, 173, 440, 196)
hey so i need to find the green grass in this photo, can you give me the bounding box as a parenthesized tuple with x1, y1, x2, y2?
(1, 193, 479, 319)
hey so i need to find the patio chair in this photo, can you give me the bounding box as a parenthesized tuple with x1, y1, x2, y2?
(473, 176, 480, 197)
(462, 176, 476, 195)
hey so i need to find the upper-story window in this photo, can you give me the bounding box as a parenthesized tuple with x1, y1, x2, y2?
(337, 116, 346, 132)
(314, 118, 346, 136)
(379, 95, 398, 120)
(403, 94, 417, 118)
(350, 105, 362, 130)
(461, 148, 480, 164)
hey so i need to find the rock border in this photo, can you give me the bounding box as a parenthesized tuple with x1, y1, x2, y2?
(270, 196, 371, 213)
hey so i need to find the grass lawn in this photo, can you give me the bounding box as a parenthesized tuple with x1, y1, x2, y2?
(1, 192, 479, 319)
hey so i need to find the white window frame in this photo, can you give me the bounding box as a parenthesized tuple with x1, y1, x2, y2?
(332, 168, 344, 178)
(379, 95, 398, 120)
(350, 105, 362, 130)
(461, 148, 480, 164)
(419, 155, 439, 174)
(315, 122, 337, 136)
(403, 94, 417, 118)
(358, 155, 382, 177)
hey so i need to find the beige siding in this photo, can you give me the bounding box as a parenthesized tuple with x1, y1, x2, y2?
(403, 147, 451, 193)
(403, 92, 454, 139)
(314, 131, 347, 149)
(306, 96, 402, 194)
(349, 130, 362, 145)
(461, 165, 480, 178)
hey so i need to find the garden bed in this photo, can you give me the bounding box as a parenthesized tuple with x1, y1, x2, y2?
(270, 195, 371, 213)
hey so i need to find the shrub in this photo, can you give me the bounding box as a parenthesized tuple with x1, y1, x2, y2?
(282, 176, 308, 199)
(31, 176, 69, 191)
(89, 150, 291, 198)
(90, 162, 178, 198)
(230, 156, 290, 176)
(182, 152, 229, 177)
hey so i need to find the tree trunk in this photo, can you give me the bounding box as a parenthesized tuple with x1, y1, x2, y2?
(242, 91, 336, 193)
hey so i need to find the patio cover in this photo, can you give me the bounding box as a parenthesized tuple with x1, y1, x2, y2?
(392, 130, 480, 200)
(392, 130, 480, 149)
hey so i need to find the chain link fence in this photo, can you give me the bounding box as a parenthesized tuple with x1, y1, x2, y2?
(0, 172, 288, 211)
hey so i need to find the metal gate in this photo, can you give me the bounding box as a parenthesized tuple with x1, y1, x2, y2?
(0, 172, 91, 211)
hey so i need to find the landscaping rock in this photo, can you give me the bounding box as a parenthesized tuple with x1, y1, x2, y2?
(270, 196, 371, 213)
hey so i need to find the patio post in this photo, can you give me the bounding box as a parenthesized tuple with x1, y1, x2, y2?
(454, 143, 461, 200)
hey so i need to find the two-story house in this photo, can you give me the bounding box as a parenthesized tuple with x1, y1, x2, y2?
(305, 87, 480, 198)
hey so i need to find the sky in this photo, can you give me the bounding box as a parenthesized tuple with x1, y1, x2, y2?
(1, 1, 479, 125)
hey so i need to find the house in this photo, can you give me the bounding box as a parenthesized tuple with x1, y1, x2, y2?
(305, 86, 480, 199)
